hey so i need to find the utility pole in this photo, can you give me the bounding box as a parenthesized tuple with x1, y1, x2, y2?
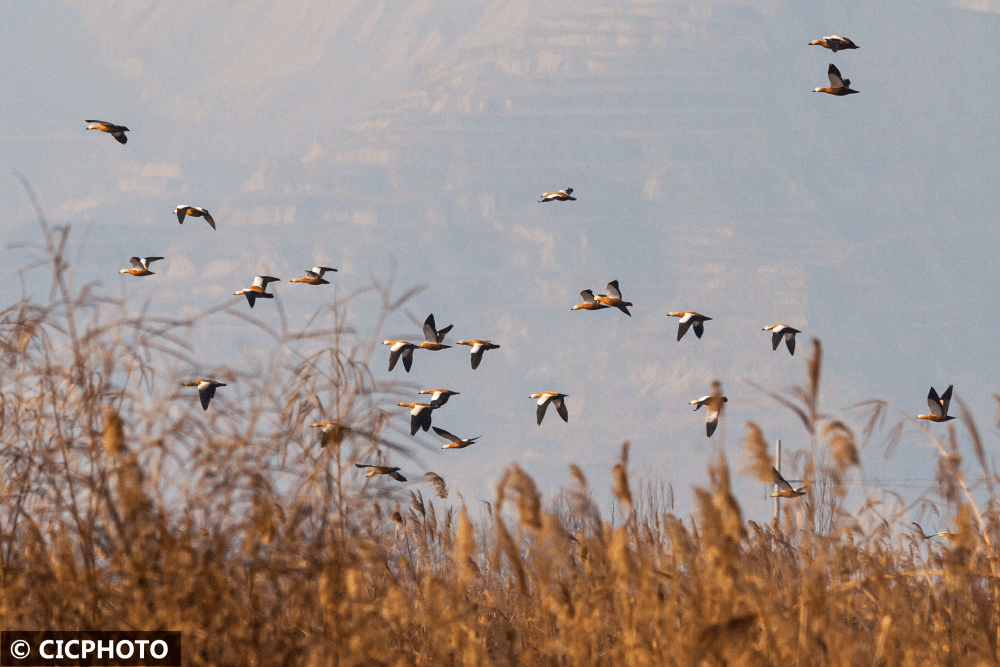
(772, 439, 781, 529)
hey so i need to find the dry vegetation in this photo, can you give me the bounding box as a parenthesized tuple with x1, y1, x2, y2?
(2, 202, 1000, 666)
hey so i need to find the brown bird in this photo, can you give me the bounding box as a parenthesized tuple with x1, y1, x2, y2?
(290, 266, 337, 285)
(689, 383, 727, 437)
(234, 275, 280, 308)
(916, 385, 955, 422)
(593, 280, 633, 316)
(457, 339, 500, 370)
(399, 402, 436, 436)
(814, 63, 859, 96)
(417, 314, 453, 349)
(174, 205, 216, 230)
(669, 311, 712, 341)
(432, 426, 480, 450)
(771, 467, 807, 498)
(531, 392, 569, 425)
(383, 340, 417, 372)
(182, 379, 226, 411)
(762, 324, 801, 355)
(310, 421, 346, 447)
(420, 389, 460, 409)
(355, 463, 407, 482)
(809, 35, 859, 52)
(85, 120, 129, 144)
(119, 256, 163, 276)
(538, 187, 576, 202)
(571, 289, 608, 311)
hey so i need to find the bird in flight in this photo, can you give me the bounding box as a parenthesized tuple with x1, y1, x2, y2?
(916, 385, 955, 422)
(814, 64, 859, 96)
(762, 324, 801, 355)
(355, 463, 407, 482)
(119, 256, 163, 277)
(669, 311, 712, 341)
(85, 120, 129, 144)
(457, 339, 500, 370)
(538, 188, 576, 202)
(174, 205, 216, 230)
(593, 280, 633, 316)
(290, 266, 338, 285)
(399, 401, 436, 436)
(183, 379, 226, 411)
(234, 276, 280, 309)
(689, 384, 727, 437)
(419, 389, 460, 409)
(770, 467, 807, 498)
(808, 35, 859, 52)
(571, 289, 608, 311)
(432, 426, 480, 450)
(531, 392, 569, 425)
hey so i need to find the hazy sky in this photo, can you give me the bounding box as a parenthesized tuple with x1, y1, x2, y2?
(3, 0, 999, 527)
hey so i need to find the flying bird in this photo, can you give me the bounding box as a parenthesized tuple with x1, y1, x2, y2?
(593, 280, 633, 316)
(689, 385, 727, 437)
(809, 35, 859, 52)
(762, 324, 801, 355)
(457, 339, 500, 370)
(399, 402, 436, 436)
(538, 188, 576, 202)
(911, 522, 957, 540)
(814, 63, 859, 96)
(174, 205, 216, 230)
(419, 314, 454, 348)
(290, 266, 338, 285)
(917, 385, 955, 422)
(355, 463, 407, 482)
(234, 275, 280, 308)
(432, 426, 481, 450)
(571, 289, 608, 311)
(669, 311, 712, 341)
(310, 421, 346, 447)
(119, 256, 163, 277)
(183, 379, 226, 411)
(85, 120, 129, 144)
(531, 392, 569, 425)
(419, 389, 460, 409)
(771, 467, 807, 498)
(383, 340, 417, 372)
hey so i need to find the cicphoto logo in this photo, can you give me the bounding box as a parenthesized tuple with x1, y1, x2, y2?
(1, 631, 180, 666)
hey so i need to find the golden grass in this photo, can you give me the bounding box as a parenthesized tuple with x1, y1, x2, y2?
(2, 198, 999, 665)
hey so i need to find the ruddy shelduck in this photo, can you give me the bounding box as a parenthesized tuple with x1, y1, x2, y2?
(119, 256, 163, 276)
(311, 421, 346, 447)
(912, 523, 957, 540)
(383, 340, 416, 373)
(593, 280, 633, 316)
(538, 187, 576, 202)
(183, 379, 226, 411)
(174, 205, 216, 230)
(762, 324, 801, 355)
(571, 289, 608, 311)
(809, 35, 858, 52)
(917, 385, 955, 422)
(355, 463, 407, 482)
(771, 467, 807, 498)
(399, 401, 436, 436)
(669, 311, 712, 341)
(85, 120, 129, 144)
(690, 384, 727, 437)
(420, 389, 460, 409)
(432, 426, 480, 450)
(234, 275, 280, 309)
(418, 314, 453, 349)
(814, 64, 859, 95)
(458, 339, 500, 370)
(290, 266, 338, 285)
(531, 392, 569, 425)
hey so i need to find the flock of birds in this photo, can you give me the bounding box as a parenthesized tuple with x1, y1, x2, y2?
(82, 33, 959, 497)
